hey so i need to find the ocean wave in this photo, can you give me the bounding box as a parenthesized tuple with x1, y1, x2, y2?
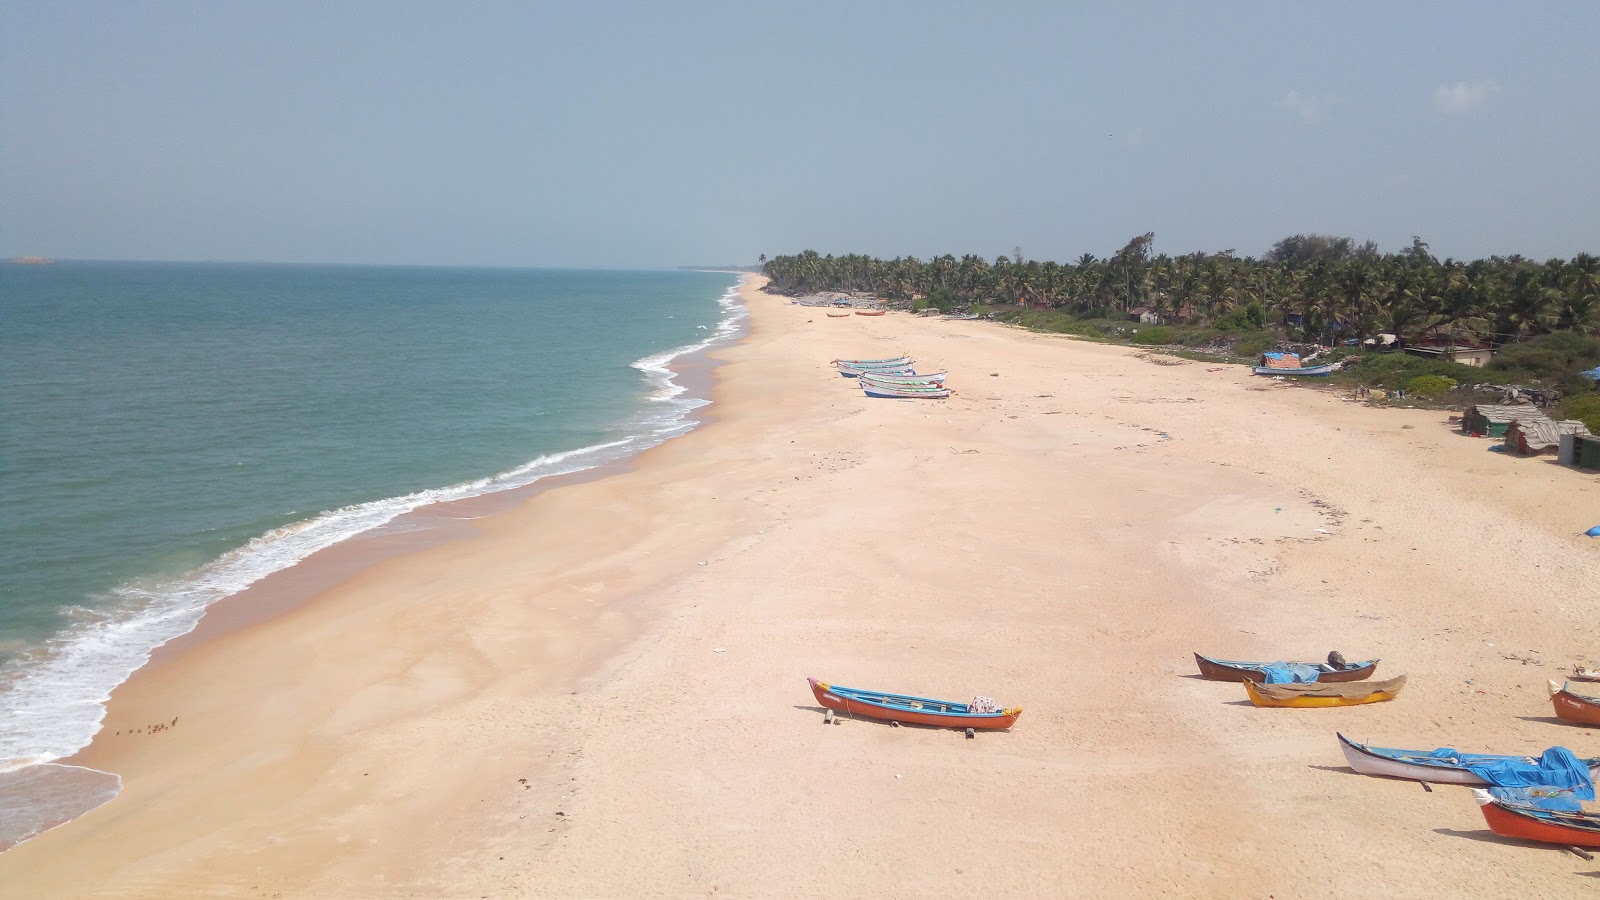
(0, 277, 747, 773)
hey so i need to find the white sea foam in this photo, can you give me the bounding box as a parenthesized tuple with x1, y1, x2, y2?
(0, 278, 748, 775)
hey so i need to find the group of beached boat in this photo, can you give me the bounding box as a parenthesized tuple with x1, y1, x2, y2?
(832, 355, 951, 399)
(1195, 651, 1600, 851)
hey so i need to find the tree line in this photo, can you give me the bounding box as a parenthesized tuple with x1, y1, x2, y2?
(760, 235, 1599, 347)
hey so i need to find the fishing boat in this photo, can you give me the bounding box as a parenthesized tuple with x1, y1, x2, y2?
(1550, 680, 1600, 726)
(826, 310, 852, 318)
(941, 313, 980, 320)
(1474, 789, 1600, 848)
(1243, 675, 1405, 707)
(837, 364, 915, 378)
(1571, 667, 1600, 683)
(855, 309, 887, 316)
(834, 355, 911, 367)
(858, 371, 948, 386)
(807, 677, 1021, 730)
(1336, 733, 1600, 785)
(862, 383, 951, 399)
(1251, 363, 1337, 377)
(1194, 652, 1377, 683)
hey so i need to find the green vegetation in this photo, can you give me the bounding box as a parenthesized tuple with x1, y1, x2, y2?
(1405, 375, 1457, 399)
(1557, 392, 1600, 433)
(763, 238, 1600, 385)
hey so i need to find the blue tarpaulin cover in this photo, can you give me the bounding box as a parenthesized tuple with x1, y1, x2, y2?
(1431, 747, 1595, 799)
(1488, 786, 1584, 811)
(1260, 662, 1322, 684)
(1580, 366, 1600, 382)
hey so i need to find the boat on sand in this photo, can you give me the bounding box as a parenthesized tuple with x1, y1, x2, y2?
(1251, 363, 1336, 376)
(1474, 789, 1600, 848)
(1550, 680, 1600, 726)
(807, 677, 1020, 730)
(858, 371, 947, 385)
(1193, 652, 1377, 683)
(855, 309, 886, 316)
(1336, 732, 1600, 785)
(1243, 676, 1405, 707)
(861, 383, 951, 399)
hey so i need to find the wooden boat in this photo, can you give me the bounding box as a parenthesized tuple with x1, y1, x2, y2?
(855, 309, 887, 316)
(826, 310, 852, 318)
(862, 383, 951, 399)
(1194, 652, 1377, 684)
(837, 364, 914, 378)
(1474, 789, 1600, 848)
(941, 313, 980, 320)
(807, 677, 1020, 730)
(1570, 667, 1600, 683)
(1550, 680, 1600, 726)
(1337, 732, 1600, 784)
(857, 371, 947, 386)
(1251, 363, 1337, 377)
(1243, 675, 1405, 707)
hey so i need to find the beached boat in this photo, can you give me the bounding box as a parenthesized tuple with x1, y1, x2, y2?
(940, 313, 980, 320)
(1337, 732, 1600, 785)
(1571, 667, 1600, 683)
(1550, 680, 1600, 726)
(826, 310, 852, 318)
(1193, 652, 1377, 684)
(834, 355, 912, 367)
(858, 371, 948, 385)
(861, 383, 951, 399)
(1243, 676, 1405, 707)
(1474, 789, 1600, 848)
(1251, 363, 1337, 377)
(807, 677, 1021, 730)
(855, 309, 887, 316)
(837, 364, 915, 378)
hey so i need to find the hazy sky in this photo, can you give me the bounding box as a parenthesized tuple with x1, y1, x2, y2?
(3, 2, 1597, 266)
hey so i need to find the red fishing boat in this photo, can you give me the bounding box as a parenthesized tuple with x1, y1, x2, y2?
(1549, 680, 1600, 726)
(1474, 790, 1600, 848)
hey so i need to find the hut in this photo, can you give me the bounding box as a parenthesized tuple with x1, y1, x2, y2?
(1462, 403, 1536, 438)
(1503, 417, 1590, 456)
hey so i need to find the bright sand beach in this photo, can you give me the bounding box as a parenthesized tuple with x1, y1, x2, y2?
(3, 275, 1598, 897)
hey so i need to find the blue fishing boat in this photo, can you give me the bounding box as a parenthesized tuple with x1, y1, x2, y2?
(808, 678, 1020, 729)
(1193, 652, 1377, 683)
(1337, 733, 1600, 790)
(1251, 363, 1337, 376)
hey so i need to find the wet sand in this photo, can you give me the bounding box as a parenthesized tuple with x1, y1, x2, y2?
(2, 275, 1598, 897)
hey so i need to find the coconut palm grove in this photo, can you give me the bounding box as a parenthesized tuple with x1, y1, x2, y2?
(761, 235, 1600, 429)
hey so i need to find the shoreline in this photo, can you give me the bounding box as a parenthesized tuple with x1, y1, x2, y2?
(0, 275, 747, 854)
(3, 274, 1597, 897)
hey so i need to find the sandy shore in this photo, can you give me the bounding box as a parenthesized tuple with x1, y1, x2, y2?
(3, 275, 1598, 897)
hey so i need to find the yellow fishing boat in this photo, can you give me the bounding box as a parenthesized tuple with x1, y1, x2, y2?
(1243, 675, 1405, 708)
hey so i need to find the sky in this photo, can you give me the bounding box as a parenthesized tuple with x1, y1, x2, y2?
(3, 2, 1597, 267)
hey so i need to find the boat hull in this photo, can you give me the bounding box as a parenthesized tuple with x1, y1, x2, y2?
(839, 366, 914, 377)
(808, 678, 1019, 730)
(1194, 652, 1377, 683)
(862, 385, 950, 399)
(1244, 678, 1403, 707)
(1338, 733, 1492, 784)
(1476, 791, 1600, 848)
(1550, 681, 1600, 726)
(855, 310, 886, 316)
(858, 371, 948, 385)
(834, 356, 912, 368)
(1252, 364, 1336, 376)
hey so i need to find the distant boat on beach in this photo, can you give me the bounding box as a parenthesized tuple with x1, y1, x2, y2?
(1193, 652, 1377, 683)
(1474, 788, 1600, 849)
(1243, 675, 1405, 707)
(861, 382, 950, 399)
(1549, 680, 1600, 726)
(855, 309, 886, 316)
(1251, 363, 1336, 377)
(1338, 732, 1600, 786)
(807, 677, 1020, 730)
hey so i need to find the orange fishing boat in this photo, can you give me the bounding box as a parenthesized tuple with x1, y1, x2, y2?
(1243, 675, 1405, 708)
(855, 309, 886, 316)
(1549, 680, 1600, 726)
(1474, 789, 1600, 848)
(807, 678, 1020, 730)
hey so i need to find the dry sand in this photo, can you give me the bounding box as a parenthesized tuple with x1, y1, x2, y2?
(3, 275, 1598, 898)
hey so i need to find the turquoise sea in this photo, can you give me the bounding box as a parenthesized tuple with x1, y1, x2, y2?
(0, 263, 741, 781)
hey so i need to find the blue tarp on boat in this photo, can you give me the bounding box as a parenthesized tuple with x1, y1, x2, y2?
(1260, 662, 1322, 684)
(1488, 786, 1584, 811)
(1431, 747, 1595, 799)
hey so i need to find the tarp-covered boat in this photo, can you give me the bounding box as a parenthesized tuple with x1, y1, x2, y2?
(1244, 676, 1405, 707)
(807, 677, 1020, 730)
(1475, 788, 1600, 848)
(1550, 680, 1600, 726)
(1194, 652, 1377, 684)
(1337, 733, 1600, 791)
(1251, 363, 1337, 376)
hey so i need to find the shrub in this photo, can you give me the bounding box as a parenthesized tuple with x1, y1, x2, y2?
(1406, 375, 1457, 399)
(1231, 332, 1274, 358)
(1488, 332, 1600, 378)
(1557, 393, 1600, 434)
(1130, 325, 1176, 345)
